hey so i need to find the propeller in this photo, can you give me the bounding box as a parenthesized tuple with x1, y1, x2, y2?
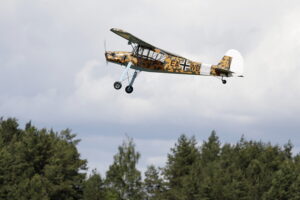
(104, 40, 108, 65)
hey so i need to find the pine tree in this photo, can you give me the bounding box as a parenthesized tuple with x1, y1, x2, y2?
(144, 165, 165, 200)
(289, 154, 300, 200)
(200, 130, 220, 163)
(196, 131, 222, 200)
(105, 137, 144, 200)
(164, 134, 199, 200)
(0, 118, 87, 200)
(263, 161, 296, 200)
(83, 169, 105, 200)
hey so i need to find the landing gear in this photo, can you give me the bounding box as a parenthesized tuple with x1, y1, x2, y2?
(220, 76, 227, 84)
(113, 62, 140, 94)
(113, 81, 122, 90)
(125, 85, 133, 94)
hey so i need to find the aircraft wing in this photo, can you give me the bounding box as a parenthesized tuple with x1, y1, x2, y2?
(111, 28, 156, 49)
(111, 28, 186, 59)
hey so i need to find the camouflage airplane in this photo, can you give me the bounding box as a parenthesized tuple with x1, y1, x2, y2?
(105, 28, 244, 94)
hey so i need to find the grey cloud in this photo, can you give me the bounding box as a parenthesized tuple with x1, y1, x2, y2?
(1, 0, 300, 173)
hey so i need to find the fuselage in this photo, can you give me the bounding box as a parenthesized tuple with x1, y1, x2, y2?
(105, 50, 226, 77)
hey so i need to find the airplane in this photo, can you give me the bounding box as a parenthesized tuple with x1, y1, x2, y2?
(105, 28, 244, 94)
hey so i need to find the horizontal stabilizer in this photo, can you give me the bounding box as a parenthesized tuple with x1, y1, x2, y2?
(215, 67, 233, 75)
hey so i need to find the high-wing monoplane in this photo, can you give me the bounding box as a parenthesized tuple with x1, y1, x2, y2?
(105, 28, 244, 94)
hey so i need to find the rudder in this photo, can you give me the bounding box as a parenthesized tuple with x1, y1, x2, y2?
(217, 55, 232, 70)
(224, 49, 244, 76)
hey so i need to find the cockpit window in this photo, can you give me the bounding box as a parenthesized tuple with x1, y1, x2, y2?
(135, 46, 165, 62)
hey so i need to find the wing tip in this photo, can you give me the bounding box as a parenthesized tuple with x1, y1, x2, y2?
(110, 28, 124, 33)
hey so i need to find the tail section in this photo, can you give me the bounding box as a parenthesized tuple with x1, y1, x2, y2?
(217, 55, 232, 70)
(225, 49, 244, 76)
(217, 49, 244, 77)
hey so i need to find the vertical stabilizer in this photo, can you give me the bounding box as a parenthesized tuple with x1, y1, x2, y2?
(217, 55, 232, 70)
(225, 49, 244, 76)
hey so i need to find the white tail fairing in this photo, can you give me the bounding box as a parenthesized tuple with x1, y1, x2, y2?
(225, 49, 244, 76)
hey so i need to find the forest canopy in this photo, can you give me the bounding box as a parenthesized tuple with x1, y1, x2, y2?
(1, 118, 300, 200)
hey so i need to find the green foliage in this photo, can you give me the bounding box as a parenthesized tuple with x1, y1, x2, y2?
(105, 137, 144, 200)
(0, 118, 87, 200)
(144, 165, 165, 200)
(83, 169, 105, 200)
(263, 161, 296, 200)
(2, 117, 300, 200)
(162, 131, 300, 200)
(164, 134, 199, 200)
(200, 130, 220, 163)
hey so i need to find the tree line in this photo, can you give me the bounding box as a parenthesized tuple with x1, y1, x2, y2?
(1, 118, 300, 200)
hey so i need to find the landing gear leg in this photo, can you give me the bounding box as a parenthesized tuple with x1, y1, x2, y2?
(125, 70, 139, 94)
(221, 76, 227, 84)
(113, 62, 132, 90)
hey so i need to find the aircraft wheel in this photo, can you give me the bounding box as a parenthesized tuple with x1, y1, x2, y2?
(114, 81, 122, 90)
(125, 85, 134, 94)
(222, 80, 227, 84)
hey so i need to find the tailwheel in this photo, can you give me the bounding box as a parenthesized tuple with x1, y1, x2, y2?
(113, 81, 122, 90)
(222, 79, 227, 84)
(125, 85, 134, 94)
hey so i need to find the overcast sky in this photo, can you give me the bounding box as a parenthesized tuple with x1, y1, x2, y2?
(1, 0, 300, 175)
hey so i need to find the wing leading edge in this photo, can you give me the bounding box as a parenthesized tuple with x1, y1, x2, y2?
(111, 28, 155, 50)
(110, 28, 186, 59)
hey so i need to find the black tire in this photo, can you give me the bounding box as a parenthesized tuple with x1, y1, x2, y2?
(114, 81, 122, 90)
(222, 80, 227, 84)
(125, 85, 134, 94)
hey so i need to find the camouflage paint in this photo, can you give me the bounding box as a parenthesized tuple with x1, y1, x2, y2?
(105, 50, 232, 77)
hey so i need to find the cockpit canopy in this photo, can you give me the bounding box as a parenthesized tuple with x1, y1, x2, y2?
(133, 46, 166, 62)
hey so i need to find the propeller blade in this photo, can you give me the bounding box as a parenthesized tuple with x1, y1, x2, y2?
(104, 40, 108, 65)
